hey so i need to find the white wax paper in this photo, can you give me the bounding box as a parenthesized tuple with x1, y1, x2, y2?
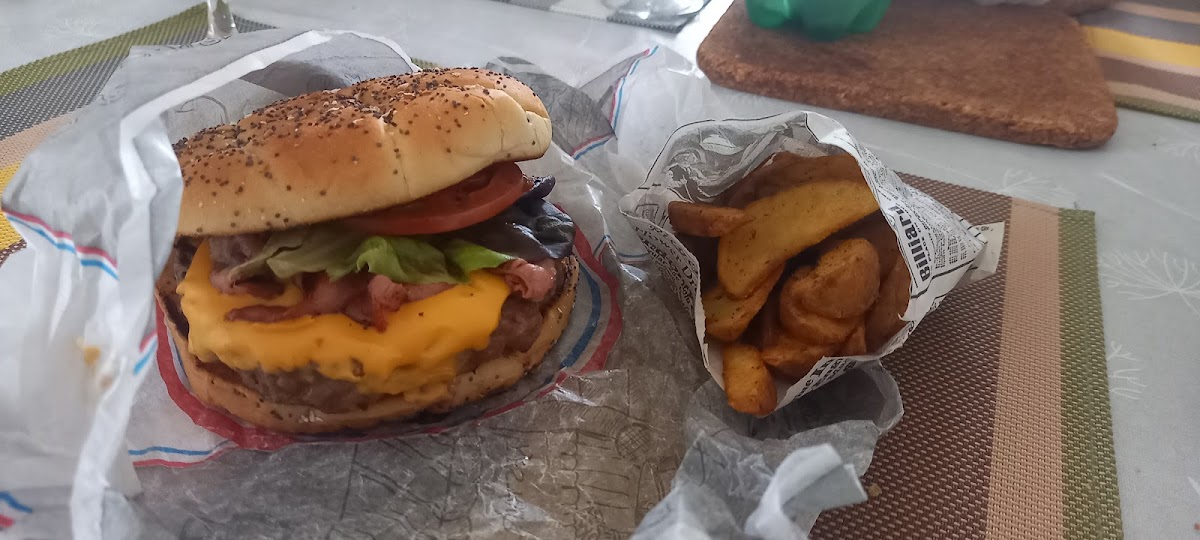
(1, 31, 908, 539)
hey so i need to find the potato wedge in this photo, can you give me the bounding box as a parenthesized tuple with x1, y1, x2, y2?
(839, 325, 868, 356)
(790, 154, 863, 183)
(780, 296, 859, 344)
(703, 265, 785, 342)
(866, 257, 912, 352)
(678, 234, 720, 290)
(777, 266, 858, 343)
(761, 331, 838, 380)
(752, 295, 785, 348)
(668, 201, 750, 237)
(827, 213, 900, 278)
(783, 238, 881, 319)
(724, 152, 804, 208)
(722, 343, 777, 416)
(718, 180, 879, 298)
(725, 153, 863, 208)
(850, 214, 901, 279)
(757, 297, 840, 380)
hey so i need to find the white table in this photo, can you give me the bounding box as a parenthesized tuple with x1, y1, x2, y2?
(3, 1, 1198, 537)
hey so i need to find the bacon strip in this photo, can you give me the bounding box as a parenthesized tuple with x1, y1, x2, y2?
(210, 271, 285, 299)
(493, 259, 557, 302)
(226, 273, 368, 323)
(225, 273, 455, 331)
(364, 276, 453, 330)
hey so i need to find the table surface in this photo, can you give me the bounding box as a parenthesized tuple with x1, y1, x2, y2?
(3, 1, 1198, 538)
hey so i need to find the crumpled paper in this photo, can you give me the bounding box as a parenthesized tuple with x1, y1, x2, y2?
(1, 31, 905, 539)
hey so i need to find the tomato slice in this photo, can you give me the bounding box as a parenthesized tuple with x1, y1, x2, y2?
(342, 162, 531, 235)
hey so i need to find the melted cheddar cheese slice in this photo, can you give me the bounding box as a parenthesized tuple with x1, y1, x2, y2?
(178, 241, 510, 396)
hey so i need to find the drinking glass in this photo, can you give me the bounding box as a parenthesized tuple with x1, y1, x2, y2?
(206, 0, 237, 39)
(602, 0, 707, 19)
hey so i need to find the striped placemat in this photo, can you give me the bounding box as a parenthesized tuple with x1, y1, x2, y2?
(810, 178, 1121, 540)
(1074, 1, 1197, 121)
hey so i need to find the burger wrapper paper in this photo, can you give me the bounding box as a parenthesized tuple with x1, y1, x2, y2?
(0, 32, 991, 539)
(618, 113, 1001, 412)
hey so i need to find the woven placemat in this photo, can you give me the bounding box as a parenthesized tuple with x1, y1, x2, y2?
(811, 177, 1121, 540)
(1078, 0, 1200, 123)
(0, 4, 270, 253)
(0, 6, 1122, 539)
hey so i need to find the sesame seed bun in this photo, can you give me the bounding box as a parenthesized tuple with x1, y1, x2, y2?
(173, 68, 552, 237)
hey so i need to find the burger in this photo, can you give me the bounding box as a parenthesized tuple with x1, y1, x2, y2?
(156, 68, 578, 434)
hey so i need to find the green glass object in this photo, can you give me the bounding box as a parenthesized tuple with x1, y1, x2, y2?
(745, 0, 890, 41)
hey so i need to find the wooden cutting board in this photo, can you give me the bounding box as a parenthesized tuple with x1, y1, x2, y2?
(697, 0, 1118, 148)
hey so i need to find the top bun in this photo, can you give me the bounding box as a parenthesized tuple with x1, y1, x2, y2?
(173, 68, 552, 237)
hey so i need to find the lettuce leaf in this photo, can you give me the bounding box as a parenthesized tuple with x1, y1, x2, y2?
(232, 228, 517, 284)
(329, 236, 460, 284)
(330, 237, 513, 283)
(265, 228, 362, 279)
(226, 227, 360, 281)
(443, 239, 514, 275)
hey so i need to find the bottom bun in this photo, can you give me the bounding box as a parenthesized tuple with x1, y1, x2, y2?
(164, 257, 578, 434)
